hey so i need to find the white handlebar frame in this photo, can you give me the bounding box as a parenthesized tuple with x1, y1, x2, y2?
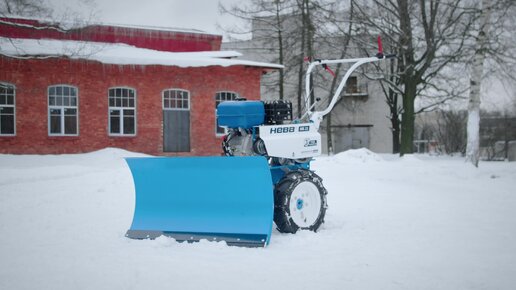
(305, 56, 387, 130)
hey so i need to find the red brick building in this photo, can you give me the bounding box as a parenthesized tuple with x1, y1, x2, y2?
(0, 17, 281, 155)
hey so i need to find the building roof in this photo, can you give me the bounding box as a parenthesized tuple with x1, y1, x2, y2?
(0, 37, 284, 69)
(0, 16, 222, 52)
(1, 15, 211, 36)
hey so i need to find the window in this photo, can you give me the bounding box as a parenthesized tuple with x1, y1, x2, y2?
(163, 89, 189, 110)
(0, 82, 15, 136)
(215, 91, 238, 135)
(345, 76, 359, 94)
(163, 89, 190, 152)
(48, 85, 78, 136)
(109, 87, 136, 136)
(343, 76, 368, 96)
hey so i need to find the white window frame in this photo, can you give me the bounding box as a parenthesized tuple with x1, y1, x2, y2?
(108, 87, 137, 136)
(0, 82, 16, 136)
(48, 84, 79, 136)
(215, 91, 239, 136)
(162, 89, 190, 111)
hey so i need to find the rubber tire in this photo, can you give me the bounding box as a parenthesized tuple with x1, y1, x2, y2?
(274, 169, 328, 234)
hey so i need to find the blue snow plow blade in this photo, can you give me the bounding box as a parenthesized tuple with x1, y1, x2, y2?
(125, 156, 274, 247)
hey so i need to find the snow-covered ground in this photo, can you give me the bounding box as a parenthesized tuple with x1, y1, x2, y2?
(1, 148, 515, 290)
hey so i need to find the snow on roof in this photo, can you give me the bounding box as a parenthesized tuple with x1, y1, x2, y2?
(0, 38, 283, 69)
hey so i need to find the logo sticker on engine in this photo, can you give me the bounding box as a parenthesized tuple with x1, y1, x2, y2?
(270, 127, 295, 134)
(304, 139, 317, 147)
(299, 126, 310, 132)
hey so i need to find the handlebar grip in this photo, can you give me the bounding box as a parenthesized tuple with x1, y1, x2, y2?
(385, 53, 397, 59)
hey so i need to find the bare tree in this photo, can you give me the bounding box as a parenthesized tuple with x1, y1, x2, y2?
(436, 109, 468, 154)
(0, 0, 52, 17)
(381, 58, 403, 153)
(465, 0, 493, 167)
(220, 0, 345, 119)
(351, 0, 480, 155)
(1, 0, 98, 59)
(320, 3, 354, 154)
(465, 0, 515, 166)
(220, 0, 299, 101)
(292, 0, 333, 118)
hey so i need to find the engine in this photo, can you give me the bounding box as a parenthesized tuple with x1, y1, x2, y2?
(217, 99, 321, 165)
(219, 100, 292, 158)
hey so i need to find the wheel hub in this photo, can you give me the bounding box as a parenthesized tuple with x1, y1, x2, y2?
(289, 181, 322, 228)
(296, 198, 304, 210)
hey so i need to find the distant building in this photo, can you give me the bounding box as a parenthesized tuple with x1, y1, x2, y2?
(0, 16, 280, 155)
(414, 110, 516, 160)
(479, 115, 516, 160)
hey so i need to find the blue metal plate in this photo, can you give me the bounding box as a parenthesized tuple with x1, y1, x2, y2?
(125, 156, 274, 247)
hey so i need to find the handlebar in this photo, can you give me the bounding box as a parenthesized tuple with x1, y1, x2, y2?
(304, 54, 395, 130)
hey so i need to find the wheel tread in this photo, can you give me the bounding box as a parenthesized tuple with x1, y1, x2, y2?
(274, 169, 328, 234)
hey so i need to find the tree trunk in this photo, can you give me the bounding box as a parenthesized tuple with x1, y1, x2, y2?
(326, 113, 333, 154)
(275, 0, 285, 100)
(400, 83, 416, 155)
(397, 0, 416, 155)
(390, 89, 401, 154)
(387, 55, 400, 154)
(392, 120, 400, 153)
(305, 0, 315, 107)
(296, 0, 307, 118)
(466, 0, 492, 167)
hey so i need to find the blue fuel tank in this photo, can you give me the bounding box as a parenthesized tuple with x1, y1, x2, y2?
(217, 101, 265, 129)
